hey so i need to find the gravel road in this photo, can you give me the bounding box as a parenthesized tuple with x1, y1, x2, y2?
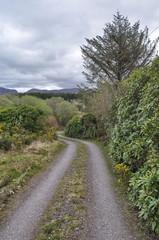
(0, 139, 77, 240)
(80, 140, 137, 240)
(0, 137, 143, 240)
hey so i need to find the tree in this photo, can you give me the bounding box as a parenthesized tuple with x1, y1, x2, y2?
(81, 12, 159, 85)
(56, 101, 78, 125)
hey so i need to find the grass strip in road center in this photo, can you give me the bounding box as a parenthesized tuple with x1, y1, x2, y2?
(35, 142, 89, 240)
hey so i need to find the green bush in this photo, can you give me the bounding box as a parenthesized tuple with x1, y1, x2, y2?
(0, 105, 45, 132)
(129, 153, 159, 234)
(110, 57, 159, 171)
(65, 113, 98, 139)
(55, 101, 78, 125)
(110, 57, 159, 234)
(18, 95, 53, 115)
(65, 116, 83, 138)
(0, 95, 14, 106)
(0, 134, 12, 151)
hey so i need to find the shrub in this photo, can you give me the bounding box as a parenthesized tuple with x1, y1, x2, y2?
(129, 153, 159, 234)
(114, 163, 130, 185)
(40, 126, 58, 141)
(0, 135, 12, 150)
(65, 116, 83, 138)
(65, 113, 98, 139)
(46, 97, 64, 114)
(0, 105, 45, 132)
(110, 57, 159, 234)
(110, 57, 159, 171)
(18, 95, 53, 115)
(0, 95, 14, 106)
(56, 101, 78, 125)
(6, 95, 53, 115)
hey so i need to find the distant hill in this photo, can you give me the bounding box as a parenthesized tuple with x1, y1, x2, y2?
(26, 88, 79, 93)
(0, 87, 18, 95)
(0, 87, 79, 95)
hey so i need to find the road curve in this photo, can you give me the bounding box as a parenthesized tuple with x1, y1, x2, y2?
(0, 139, 77, 240)
(1, 136, 141, 240)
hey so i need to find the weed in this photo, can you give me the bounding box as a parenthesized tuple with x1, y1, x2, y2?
(0, 140, 65, 223)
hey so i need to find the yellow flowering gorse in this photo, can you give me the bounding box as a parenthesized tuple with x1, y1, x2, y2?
(114, 163, 130, 184)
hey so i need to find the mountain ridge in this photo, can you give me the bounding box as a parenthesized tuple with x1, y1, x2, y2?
(0, 87, 79, 95)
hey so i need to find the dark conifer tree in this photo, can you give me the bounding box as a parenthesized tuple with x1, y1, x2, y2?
(81, 12, 159, 85)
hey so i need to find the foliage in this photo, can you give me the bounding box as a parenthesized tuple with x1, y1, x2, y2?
(81, 12, 158, 85)
(46, 97, 64, 115)
(40, 126, 58, 142)
(0, 105, 45, 132)
(46, 115, 59, 129)
(114, 163, 130, 185)
(0, 124, 37, 151)
(19, 92, 79, 101)
(65, 113, 98, 139)
(0, 95, 14, 106)
(65, 116, 82, 138)
(6, 95, 53, 115)
(110, 57, 159, 171)
(83, 81, 121, 142)
(110, 57, 159, 234)
(0, 123, 57, 151)
(129, 155, 159, 234)
(87, 82, 118, 119)
(56, 101, 78, 125)
(0, 140, 65, 221)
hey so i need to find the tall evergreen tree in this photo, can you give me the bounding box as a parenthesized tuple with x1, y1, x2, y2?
(81, 12, 159, 85)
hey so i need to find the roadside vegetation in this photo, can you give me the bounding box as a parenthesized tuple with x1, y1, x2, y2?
(111, 58, 159, 234)
(0, 140, 65, 223)
(0, 93, 78, 223)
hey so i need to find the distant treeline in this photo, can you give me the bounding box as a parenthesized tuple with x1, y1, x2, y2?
(19, 92, 79, 101)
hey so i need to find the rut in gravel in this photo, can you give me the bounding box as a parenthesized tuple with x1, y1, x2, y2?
(0, 139, 77, 240)
(79, 139, 137, 240)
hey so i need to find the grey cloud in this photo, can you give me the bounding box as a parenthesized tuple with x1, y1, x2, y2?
(0, 0, 158, 92)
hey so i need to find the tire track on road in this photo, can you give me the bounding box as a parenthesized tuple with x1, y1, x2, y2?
(82, 140, 136, 240)
(62, 136, 139, 240)
(0, 139, 77, 240)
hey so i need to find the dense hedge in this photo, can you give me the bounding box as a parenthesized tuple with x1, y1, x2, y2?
(0, 105, 44, 132)
(110, 57, 159, 234)
(65, 113, 98, 139)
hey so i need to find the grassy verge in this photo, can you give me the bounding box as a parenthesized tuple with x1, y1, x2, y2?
(0, 140, 65, 223)
(93, 140, 158, 240)
(35, 142, 88, 240)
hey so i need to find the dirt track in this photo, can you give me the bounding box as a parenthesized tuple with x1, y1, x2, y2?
(0, 139, 77, 240)
(0, 136, 143, 240)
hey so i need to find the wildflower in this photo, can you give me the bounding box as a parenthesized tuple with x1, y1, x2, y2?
(115, 163, 123, 171)
(123, 165, 130, 172)
(117, 179, 122, 183)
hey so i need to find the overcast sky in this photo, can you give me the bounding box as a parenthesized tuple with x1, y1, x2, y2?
(0, 0, 158, 92)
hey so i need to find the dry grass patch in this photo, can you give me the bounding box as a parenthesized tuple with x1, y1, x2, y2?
(0, 140, 65, 223)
